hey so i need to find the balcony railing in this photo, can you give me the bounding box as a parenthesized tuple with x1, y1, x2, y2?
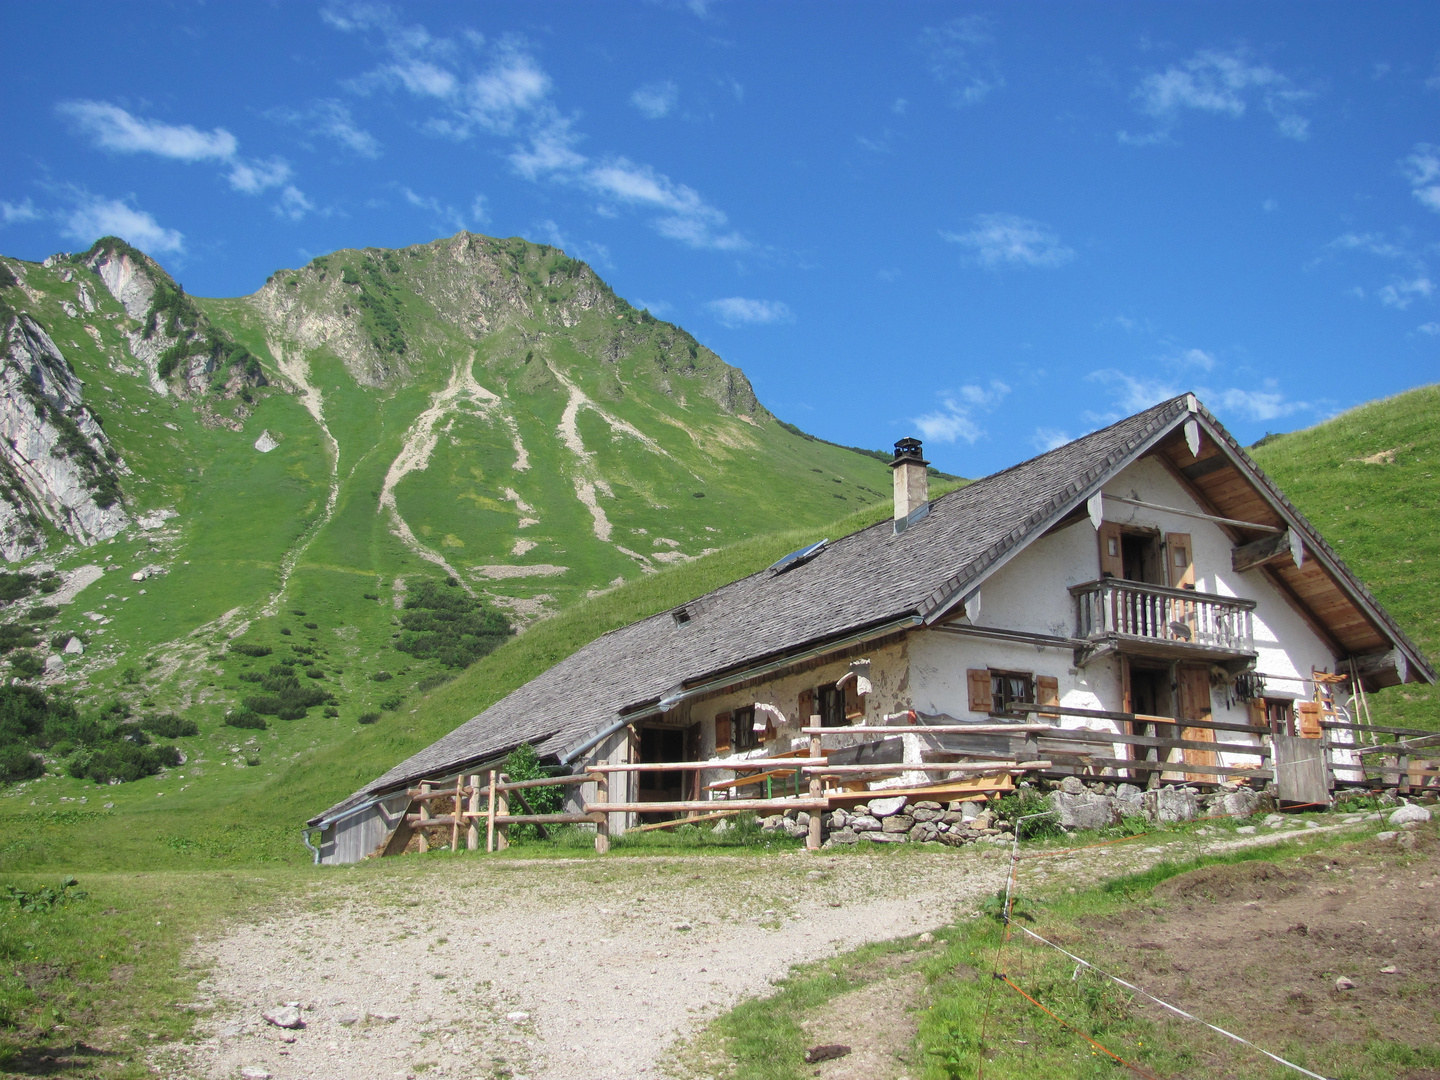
(1070, 578, 1256, 656)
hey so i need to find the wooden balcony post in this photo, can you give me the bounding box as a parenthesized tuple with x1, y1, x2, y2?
(495, 774, 510, 851)
(418, 781, 431, 853)
(485, 769, 497, 853)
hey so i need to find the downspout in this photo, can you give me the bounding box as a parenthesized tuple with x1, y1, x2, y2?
(559, 715, 637, 769)
(301, 827, 322, 865)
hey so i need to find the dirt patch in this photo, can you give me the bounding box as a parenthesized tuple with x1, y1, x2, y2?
(1094, 832, 1440, 1059)
(801, 973, 921, 1080)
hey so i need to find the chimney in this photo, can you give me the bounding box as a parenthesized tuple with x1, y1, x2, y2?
(890, 437, 929, 530)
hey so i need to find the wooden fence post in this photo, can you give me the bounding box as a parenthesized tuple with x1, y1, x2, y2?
(1398, 752, 1411, 797)
(467, 774, 480, 851)
(496, 773, 510, 851)
(418, 781, 431, 853)
(486, 769, 497, 853)
(595, 763, 610, 854)
(451, 775, 463, 852)
(806, 726, 823, 851)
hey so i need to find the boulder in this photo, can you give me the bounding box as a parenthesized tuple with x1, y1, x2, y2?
(941, 811, 967, 825)
(882, 814, 915, 833)
(1388, 803, 1433, 826)
(910, 805, 943, 823)
(829, 828, 858, 845)
(850, 814, 881, 832)
(761, 815, 784, 831)
(1046, 789, 1120, 830)
(909, 821, 940, 843)
(937, 829, 970, 847)
(43, 654, 65, 674)
(868, 795, 908, 817)
(914, 801, 943, 811)
(1113, 784, 1144, 814)
(262, 1004, 304, 1029)
(1143, 787, 1199, 825)
(960, 801, 984, 821)
(1212, 788, 1260, 819)
(63, 636, 84, 655)
(865, 831, 907, 842)
(1060, 776, 1087, 795)
(828, 808, 850, 829)
(254, 429, 280, 453)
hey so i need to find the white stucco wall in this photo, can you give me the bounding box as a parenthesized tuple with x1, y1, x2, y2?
(909, 454, 1340, 772)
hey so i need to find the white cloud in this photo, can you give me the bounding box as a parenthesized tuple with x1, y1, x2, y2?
(943, 213, 1074, 269)
(1032, 427, 1072, 452)
(631, 80, 679, 119)
(272, 99, 381, 157)
(1205, 386, 1307, 422)
(0, 199, 40, 225)
(911, 380, 1010, 445)
(402, 186, 467, 233)
(1129, 48, 1312, 141)
(227, 157, 293, 194)
(1170, 347, 1217, 371)
(1417, 322, 1440, 335)
(536, 219, 611, 269)
(57, 99, 237, 161)
(1403, 143, 1440, 213)
(1088, 369, 1308, 425)
(275, 186, 315, 221)
(1377, 276, 1434, 309)
(705, 297, 793, 328)
(327, 11, 747, 252)
(62, 194, 184, 253)
(919, 16, 1003, 107)
(470, 194, 490, 226)
(1087, 370, 1181, 416)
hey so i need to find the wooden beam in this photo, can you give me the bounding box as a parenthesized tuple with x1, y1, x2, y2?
(802, 761, 1049, 774)
(801, 724, 1052, 735)
(585, 798, 828, 813)
(630, 809, 747, 833)
(1100, 494, 1283, 533)
(1232, 529, 1294, 574)
(1347, 648, 1408, 689)
(1040, 756, 1272, 779)
(1010, 702, 1267, 736)
(1179, 455, 1232, 481)
(584, 760, 829, 772)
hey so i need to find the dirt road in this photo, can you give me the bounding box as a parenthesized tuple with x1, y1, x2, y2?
(158, 823, 1362, 1080)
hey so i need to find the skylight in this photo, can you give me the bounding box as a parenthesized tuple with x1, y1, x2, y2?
(767, 539, 828, 575)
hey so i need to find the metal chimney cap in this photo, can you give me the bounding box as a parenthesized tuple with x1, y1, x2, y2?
(890, 437, 928, 467)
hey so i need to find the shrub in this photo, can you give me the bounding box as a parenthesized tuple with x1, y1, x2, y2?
(68, 741, 179, 784)
(0, 572, 37, 603)
(141, 713, 198, 738)
(230, 642, 272, 657)
(223, 711, 267, 730)
(28, 606, 59, 620)
(303, 621, 318, 630)
(502, 743, 564, 842)
(291, 609, 306, 616)
(371, 671, 393, 682)
(305, 668, 325, 679)
(356, 712, 380, 725)
(322, 706, 338, 718)
(280, 628, 291, 636)
(416, 674, 451, 693)
(363, 592, 379, 601)
(0, 624, 41, 653)
(0, 745, 44, 781)
(10, 652, 43, 680)
(379, 695, 403, 711)
(394, 580, 512, 669)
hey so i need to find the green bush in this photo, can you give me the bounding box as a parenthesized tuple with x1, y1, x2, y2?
(0, 572, 37, 603)
(67, 741, 180, 784)
(230, 642, 272, 657)
(356, 711, 380, 725)
(394, 580, 512, 669)
(10, 651, 43, 680)
(223, 710, 267, 730)
(0, 745, 44, 781)
(501, 742, 564, 843)
(0, 624, 41, 653)
(140, 713, 198, 738)
(28, 605, 59, 620)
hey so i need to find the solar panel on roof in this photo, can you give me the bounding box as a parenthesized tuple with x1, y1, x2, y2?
(767, 538, 827, 575)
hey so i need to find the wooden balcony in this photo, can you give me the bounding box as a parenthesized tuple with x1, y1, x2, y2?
(1070, 578, 1257, 667)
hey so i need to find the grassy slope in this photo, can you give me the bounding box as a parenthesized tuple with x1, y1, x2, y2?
(0, 490, 972, 873)
(1249, 383, 1440, 731)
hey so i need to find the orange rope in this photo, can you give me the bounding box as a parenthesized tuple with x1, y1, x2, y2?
(996, 973, 1163, 1079)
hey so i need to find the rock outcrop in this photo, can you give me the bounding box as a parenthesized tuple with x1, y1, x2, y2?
(0, 312, 128, 557)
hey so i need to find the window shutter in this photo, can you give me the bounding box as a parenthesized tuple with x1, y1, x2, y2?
(1037, 676, 1059, 718)
(714, 712, 732, 753)
(1165, 532, 1194, 588)
(1098, 522, 1124, 578)
(844, 678, 866, 720)
(1297, 701, 1322, 738)
(967, 668, 993, 713)
(1247, 699, 1267, 731)
(798, 687, 815, 723)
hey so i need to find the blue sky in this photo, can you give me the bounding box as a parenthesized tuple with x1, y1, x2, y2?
(2, 2, 1438, 476)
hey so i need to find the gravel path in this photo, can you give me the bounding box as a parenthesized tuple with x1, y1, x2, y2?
(158, 824, 1362, 1080)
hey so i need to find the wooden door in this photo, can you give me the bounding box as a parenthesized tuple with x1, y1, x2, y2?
(1177, 663, 1216, 782)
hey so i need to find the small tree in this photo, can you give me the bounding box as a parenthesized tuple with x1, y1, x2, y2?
(503, 743, 562, 843)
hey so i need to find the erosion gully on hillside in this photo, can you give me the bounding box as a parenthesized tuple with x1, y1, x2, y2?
(148, 821, 1429, 1080)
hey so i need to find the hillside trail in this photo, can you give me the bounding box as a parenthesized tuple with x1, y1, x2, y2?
(378, 355, 502, 595)
(260, 340, 343, 617)
(158, 822, 1360, 1080)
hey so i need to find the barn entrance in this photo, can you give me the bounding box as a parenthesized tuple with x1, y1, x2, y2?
(637, 724, 698, 823)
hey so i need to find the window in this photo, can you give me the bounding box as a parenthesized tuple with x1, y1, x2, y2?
(817, 683, 847, 727)
(989, 671, 1035, 718)
(1264, 698, 1294, 737)
(732, 705, 758, 750)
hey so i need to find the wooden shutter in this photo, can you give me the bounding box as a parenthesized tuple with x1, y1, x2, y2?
(798, 687, 815, 723)
(844, 678, 866, 720)
(1037, 676, 1060, 718)
(1098, 522, 1124, 578)
(1297, 701, 1322, 738)
(1247, 698, 1267, 732)
(1165, 532, 1194, 588)
(967, 669, 993, 713)
(714, 712, 732, 754)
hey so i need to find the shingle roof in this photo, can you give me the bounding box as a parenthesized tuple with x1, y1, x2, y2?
(311, 395, 1193, 825)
